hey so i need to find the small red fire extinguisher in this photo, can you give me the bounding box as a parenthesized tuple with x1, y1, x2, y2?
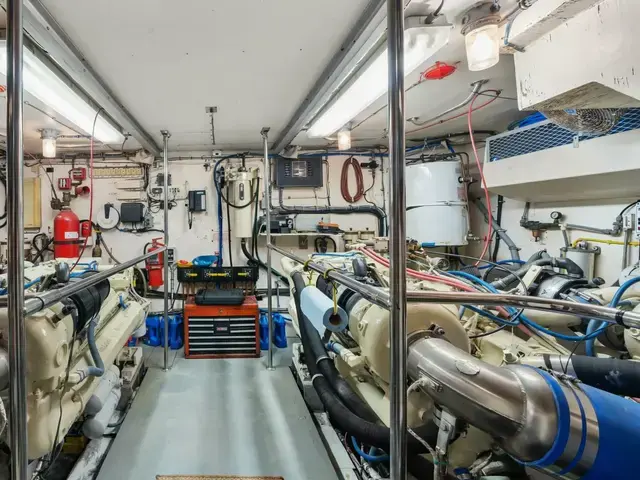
(145, 238, 165, 288)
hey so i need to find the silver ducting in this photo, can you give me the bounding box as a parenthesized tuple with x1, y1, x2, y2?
(407, 337, 558, 462)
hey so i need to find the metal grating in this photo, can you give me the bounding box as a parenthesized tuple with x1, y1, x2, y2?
(487, 108, 640, 162)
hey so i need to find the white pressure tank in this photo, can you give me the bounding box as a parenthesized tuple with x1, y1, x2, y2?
(232, 169, 256, 239)
(406, 160, 469, 246)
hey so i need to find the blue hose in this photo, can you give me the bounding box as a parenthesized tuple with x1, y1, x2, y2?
(0, 277, 42, 295)
(585, 276, 640, 356)
(214, 167, 224, 266)
(478, 259, 526, 270)
(449, 271, 612, 342)
(350, 436, 389, 463)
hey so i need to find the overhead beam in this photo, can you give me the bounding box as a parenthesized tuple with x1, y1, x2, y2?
(10, 0, 161, 155)
(271, 0, 388, 154)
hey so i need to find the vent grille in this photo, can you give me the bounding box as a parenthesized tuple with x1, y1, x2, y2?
(487, 108, 640, 162)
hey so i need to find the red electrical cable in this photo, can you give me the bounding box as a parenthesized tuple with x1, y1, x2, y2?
(341, 156, 365, 203)
(358, 247, 474, 291)
(406, 90, 501, 135)
(358, 247, 513, 318)
(468, 95, 492, 266)
(70, 112, 99, 272)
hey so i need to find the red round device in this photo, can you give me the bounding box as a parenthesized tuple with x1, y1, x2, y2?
(421, 62, 457, 81)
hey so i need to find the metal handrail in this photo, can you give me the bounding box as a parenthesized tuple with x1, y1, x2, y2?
(269, 245, 391, 309)
(23, 248, 166, 316)
(269, 245, 640, 329)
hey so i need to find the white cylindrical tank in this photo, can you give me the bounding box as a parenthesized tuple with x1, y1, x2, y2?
(563, 246, 598, 280)
(232, 170, 255, 239)
(406, 161, 469, 246)
(83, 386, 121, 439)
(84, 365, 120, 416)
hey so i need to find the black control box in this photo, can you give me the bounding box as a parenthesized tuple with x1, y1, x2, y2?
(188, 190, 207, 212)
(120, 202, 145, 223)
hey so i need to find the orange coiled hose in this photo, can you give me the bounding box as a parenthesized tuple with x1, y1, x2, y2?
(341, 156, 365, 203)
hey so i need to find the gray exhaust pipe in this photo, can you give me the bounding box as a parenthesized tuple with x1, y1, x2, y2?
(407, 337, 557, 462)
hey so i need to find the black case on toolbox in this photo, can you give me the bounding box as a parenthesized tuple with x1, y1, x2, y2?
(195, 288, 245, 306)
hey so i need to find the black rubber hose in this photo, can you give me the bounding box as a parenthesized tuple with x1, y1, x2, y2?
(292, 272, 378, 423)
(275, 192, 387, 236)
(492, 257, 584, 290)
(539, 354, 640, 397)
(292, 272, 437, 452)
(240, 238, 289, 285)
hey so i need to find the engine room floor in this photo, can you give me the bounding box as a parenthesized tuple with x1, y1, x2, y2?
(96, 343, 338, 480)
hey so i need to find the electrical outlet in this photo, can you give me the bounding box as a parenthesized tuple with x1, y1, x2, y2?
(167, 247, 176, 265)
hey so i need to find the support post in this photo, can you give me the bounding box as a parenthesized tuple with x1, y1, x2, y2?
(6, 0, 27, 476)
(161, 130, 171, 371)
(387, 1, 407, 478)
(261, 127, 275, 371)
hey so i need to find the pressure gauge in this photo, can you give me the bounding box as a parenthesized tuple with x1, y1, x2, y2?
(550, 211, 562, 220)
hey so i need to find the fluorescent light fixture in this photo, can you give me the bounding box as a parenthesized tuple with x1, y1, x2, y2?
(0, 40, 125, 144)
(307, 25, 452, 138)
(40, 128, 58, 158)
(337, 128, 352, 150)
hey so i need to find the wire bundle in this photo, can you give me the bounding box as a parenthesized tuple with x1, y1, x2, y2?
(341, 157, 365, 203)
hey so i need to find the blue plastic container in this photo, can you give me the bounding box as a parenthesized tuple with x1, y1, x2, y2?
(143, 314, 162, 347)
(259, 311, 288, 350)
(192, 255, 219, 267)
(259, 313, 269, 351)
(168, 315, 184, 350)
(144, 314, 184, 349)
(273, 313, 287, 348)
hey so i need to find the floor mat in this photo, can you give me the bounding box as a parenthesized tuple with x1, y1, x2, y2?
(157, 477, 284, 480)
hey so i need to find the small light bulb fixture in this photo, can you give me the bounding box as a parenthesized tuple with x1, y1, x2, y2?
(40, 129, 60, 159)
(461, 2, 502, 72)
(337, 128, 352, 151)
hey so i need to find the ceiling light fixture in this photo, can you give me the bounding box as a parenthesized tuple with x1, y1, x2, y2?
(461, 1, 502, 72)
(307, 24, 452, 138)
(0, 41, 125, 144)
(40, 128, 59, 158)
(337, 128, 352, 151)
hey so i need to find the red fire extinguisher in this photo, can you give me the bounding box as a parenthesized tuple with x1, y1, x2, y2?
(145, 238, 165, 288)
(53, 207, 80, 258)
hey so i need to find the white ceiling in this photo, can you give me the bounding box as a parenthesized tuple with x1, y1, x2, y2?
(38, 0, 377, 152)
(6, 0, 524, 154)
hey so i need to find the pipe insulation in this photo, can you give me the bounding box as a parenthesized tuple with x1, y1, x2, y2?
(523, 354, 640, 398)
(300, 286, 348, 332)
(407, 337, 640, 478)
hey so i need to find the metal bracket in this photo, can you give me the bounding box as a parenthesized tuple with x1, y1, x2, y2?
(205, 107, 217, 145)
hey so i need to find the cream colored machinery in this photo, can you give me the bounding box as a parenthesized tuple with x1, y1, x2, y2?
(281, 252, 605, 474)
(0, 260, 148, 460)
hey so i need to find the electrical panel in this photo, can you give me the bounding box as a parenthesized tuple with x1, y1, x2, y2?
(275, 157, 323, 188)
(167, 247, 177, 266)
(120, 202, 145, 223)
(188, 190, 207, 212)
(156, 173, 172, 186)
